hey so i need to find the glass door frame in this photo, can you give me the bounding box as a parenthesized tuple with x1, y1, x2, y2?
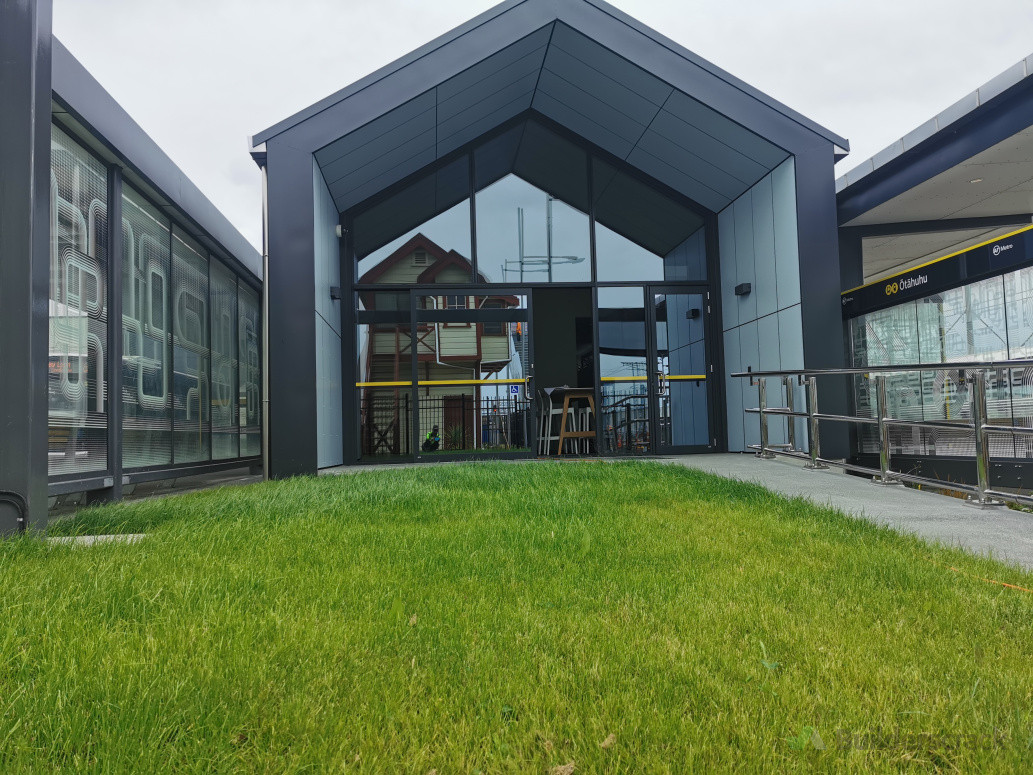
(645, 284, 714, 454)
(410, 286, 536, 463)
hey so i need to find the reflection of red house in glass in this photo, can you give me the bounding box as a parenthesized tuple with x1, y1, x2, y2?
(358, 234, 521, 454)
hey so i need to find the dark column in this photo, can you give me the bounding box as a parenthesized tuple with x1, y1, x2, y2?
(838, 227, 865, 292)
(0, 0, 53, 533)
(264, 140, 318, 477)
(795, 142, 849, 459)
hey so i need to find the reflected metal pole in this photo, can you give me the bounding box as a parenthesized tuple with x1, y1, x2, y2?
(874, 374, 900, 485)
(785, 375, 796, 452)
(756, 378, 774, 459)
(804, 376, 828, 470)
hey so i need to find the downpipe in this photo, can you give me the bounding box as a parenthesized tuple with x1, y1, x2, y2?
(260, 163, 271, 481)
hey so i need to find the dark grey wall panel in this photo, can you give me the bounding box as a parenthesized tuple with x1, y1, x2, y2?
(794, 143, 849, 457)
(548, 22, 671, 107)
(649, 108, 767, 185)
(625, 146, 727, 212)
(266, 140, 318, 477)
(634, 129, 742, 200)
(533, 69, 647, 142)
(0, 0, 52, 532)
(318, 98, 436, 182)
(531, 91, 635, 158)
(541, 42, 669, 120)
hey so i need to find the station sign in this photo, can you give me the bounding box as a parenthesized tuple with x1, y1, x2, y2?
(841, 224, 1033, 318)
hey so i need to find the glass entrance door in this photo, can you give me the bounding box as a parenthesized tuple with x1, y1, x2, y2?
(411, 288, 534, 460)
(650, 289, 711, 453)
(597, 286, 712, 455)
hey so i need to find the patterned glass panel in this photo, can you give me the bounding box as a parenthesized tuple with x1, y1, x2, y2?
(121, 186, 172, 468)
(172, 229, 210, 463)
(238, 283, 262, 457)
(49, 127, 109, 476)
(211, 260, 239, 460)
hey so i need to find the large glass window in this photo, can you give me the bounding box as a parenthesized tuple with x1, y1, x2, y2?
(211, 259, 239, 460)
(354, 157, 472, 284)
(49, 127, 109, 476)
(238, 283, 262, 457)
(121, 186, 172, 468)
(593, 159, 706, 282)
(172, 229, 210, 463)
(474, 121, 590, 283)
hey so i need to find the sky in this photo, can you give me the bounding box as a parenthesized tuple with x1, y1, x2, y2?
(54, 0, 1033, 251)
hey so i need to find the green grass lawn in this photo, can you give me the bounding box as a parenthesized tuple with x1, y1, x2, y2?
(3, 461, 1033, 773)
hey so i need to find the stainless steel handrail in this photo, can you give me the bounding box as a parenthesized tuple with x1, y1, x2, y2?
(732, 362, 1033, 509)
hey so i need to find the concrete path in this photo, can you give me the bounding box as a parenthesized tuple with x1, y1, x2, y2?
(671, 453, 1033, 570)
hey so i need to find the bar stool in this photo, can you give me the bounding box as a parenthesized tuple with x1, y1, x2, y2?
(556, 389, 596, 456)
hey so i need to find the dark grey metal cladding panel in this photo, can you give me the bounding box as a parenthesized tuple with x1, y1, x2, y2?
(552, 4, 825, 156)
(625, 146, 728, 212)
(330, 140, 437, 213)
(327, 126, 436, 194)
(473, 122, 525, 190)
(437, 74, 538, 151)
(648, 108, 769, 185)
(594, 162, 705, 255)
(436, 25, 550, 111)
(549, 22, 671, 108)
(264, 2, 554, 154)
(51, 40, 261, 280)
(530, 91, 635, 159)
(794, 143, 849, 457)
(438, 89, 535, 157)
(317, 94, 436, 180)
(662, 91, 788, 169)
(541, 38, 670, 123)
(266, 140, 319, 477)
(634, 129, 746, 201)
(533, 68, 648, 144)
(511, 120, 590, 210)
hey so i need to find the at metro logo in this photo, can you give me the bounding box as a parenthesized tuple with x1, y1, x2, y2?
(992, 242, 1014, 257)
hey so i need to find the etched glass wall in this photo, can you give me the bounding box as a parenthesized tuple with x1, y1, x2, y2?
(238, 283, 262, 457)
(172, 229, 211, 463)
(121, 185, 173, 468)
(211, 260, 239, 460)
(49, 127, 109, 476)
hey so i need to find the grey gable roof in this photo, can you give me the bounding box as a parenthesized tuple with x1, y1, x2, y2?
(253, 0, 848, 215)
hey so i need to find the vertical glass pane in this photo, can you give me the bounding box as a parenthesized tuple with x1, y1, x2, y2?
(413, 294, 531, 456)
(49, 127, 109, 476)
(211, 260, 239, 460)
(475, 175, 590, 283)
(354, 157, 471, 284)
(654, 292, 709, 447)
(598, 287, 649, 455)
(593, 158, 707, 282)
(238, 283, 262, 457)
(121, 186, 172, 468)
(358, 318, 413, 460)
(172, 229, 210, 463)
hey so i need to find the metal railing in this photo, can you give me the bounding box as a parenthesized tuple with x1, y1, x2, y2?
(733, 359, 1033, 509)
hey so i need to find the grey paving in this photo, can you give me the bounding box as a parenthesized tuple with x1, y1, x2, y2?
(670, 453, 1033, 570)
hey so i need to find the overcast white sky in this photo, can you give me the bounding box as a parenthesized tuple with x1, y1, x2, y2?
(54, 0, 1033, 250)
